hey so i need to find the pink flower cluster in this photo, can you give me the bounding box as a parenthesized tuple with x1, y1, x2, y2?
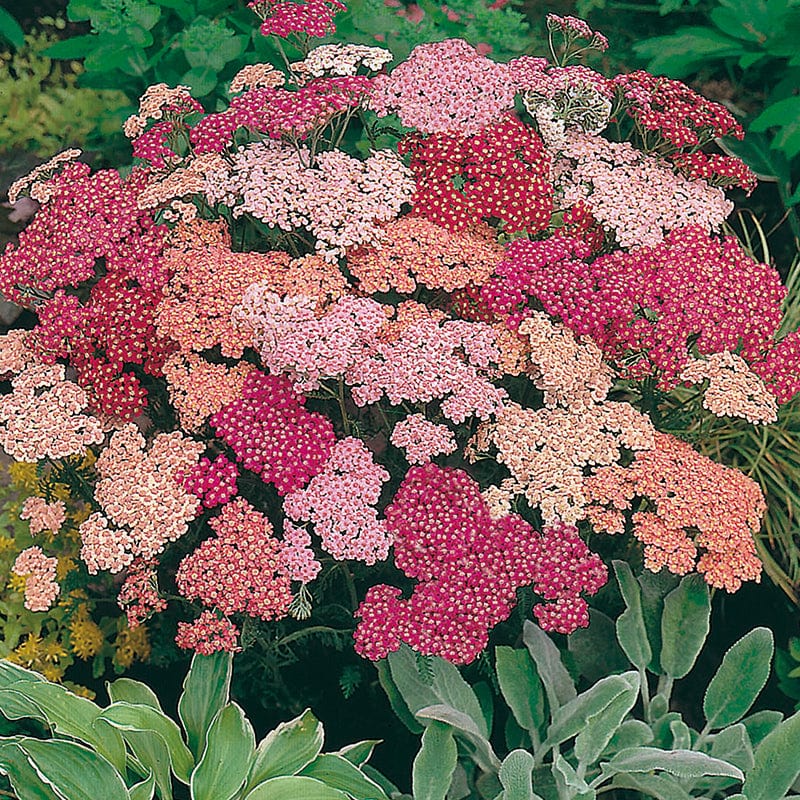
(284, 437, 391, 564)
(20, 497, 66, 536)
(182, 454, 239, 508)
(546, 14, 609, 51)
(13, 546, 60, 612)
(80, 424, 203, 572)
(202, 141, 414, 259)
(553, 133, 733, 248)
(371, 39, 516, 135)
(118, 560, 168, 627)
(390, 414, 457, 465)
(176, 497, 293, 621)
(490, 227, 786, 389)
(250, 0, 345, 38)
(354, 464, 606, 664)
(0, 364, 104, 462)
(176, 611, 241, 655)
(210, 372, 336, 495)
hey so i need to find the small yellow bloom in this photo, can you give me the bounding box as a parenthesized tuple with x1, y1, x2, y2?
(56, 556, 77, 581)
(64, 682, 96, 700)
(0, 537, 16, 553)
(8, 462, 39, 491)
(41, 663, 65, 682)
(13, 634, 42, 666)
(69, 618, 104, 660)
(41, 639, 68, 663)
(7, 573, 28, 594)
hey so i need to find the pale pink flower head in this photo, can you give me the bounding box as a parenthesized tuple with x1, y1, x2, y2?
(20, 497, 66, 536)
(13, 546, 60, 612)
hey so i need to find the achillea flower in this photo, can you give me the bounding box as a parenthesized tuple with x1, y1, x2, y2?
(230, 63, 285, 92)
(20, 497, 66, 536)
(680, 352, 777, 424)
(175, 611, 241, 655)
(370, 39, 516, 135)
(283, 437, 391, 564)
(118, 560, 168, 627)
(400, 114, 552, 234)
(354, 464, 605, 664)
(348, 218, 503, 294)
(182, 454, 239, 508)
(250, 0, 346, 39)
(13, 546, 60, 612)
(294, 44, 392, 79)
(552, 133, 733, 248)
(0, 329, 36, 378)
(7, 148, 82, 204)
(80, 424, 203, 572)
(176, 497, 294, 620)
(546, 14, 609, 51)
(0, 364, 104, 462)
(586, 432, 764, 592)
(390, 414, 457, 465)
(210, 372, 336, 495)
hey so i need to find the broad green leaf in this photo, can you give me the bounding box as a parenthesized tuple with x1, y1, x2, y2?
(415, 704, 500, 772)
(613, 562, 652, 671)
(574, 673, 639, 765)
(751, 97, 800, 159)
(743, 710, 800, 800)
(0, 740, 61, 800)
(106, 678, 162, 711)
(633, 26, 745, 77)
(495, 646, 545, 738)
(111, 727, 172, 800)
(498, 750, 541, 800)
(182, 67, 218, 97)
(98, 702, 194, 784)
(128, 3, 161, 29)
(552, 754, 594, 800)
(42, 34, 101, 59)
(546, 672, 639, 750)
(375, 660, 422, 734)
(474, 681, 494, 736)
(668, 720, 692, 751)
(741, 710, 783, 746)
(0, 660, 45, 689)
(191, 703, 255, 800)
(610, 772, 693, 800)
(300, 754, 389, 800)
(387, 645, 487, 738)
(522, 621, 576, 713)
(718, 131, 789, 182)
(606, 746, 743, 781)
(0, 682, 126, 772)
(602, 719, 654, 756)
(335, 740, 380, 766)
(243, 775, 349, 800)
(568, 610, 629, 683)
(178, 651, 231, 759)
(411, 722, 457, 800)
(0, 7, 25, 49)
(129, 772, 156, 800)
(16, 737, 130, 800)
(245, 709, 324, 790)
(709, 724, 754, 772)
(660, 576, 710, 679)
(703, 628, 773, 729)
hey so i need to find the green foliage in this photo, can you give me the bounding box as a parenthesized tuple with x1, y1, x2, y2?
(47, 0, 535, 128)
(380, 569, 795, 799)
(0, 652, 391, 800)
(0, 19, 128, 158)
(631, 0, 800, 239)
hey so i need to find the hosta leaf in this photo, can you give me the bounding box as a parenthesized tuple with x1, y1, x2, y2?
(245, 709, 324, 789)
(0, 740, 61, 800)
(300, 754, 389, 800)
(242, 775, 349, 800)
(191, 703, 255, 800)
(178, 651, 232, 759)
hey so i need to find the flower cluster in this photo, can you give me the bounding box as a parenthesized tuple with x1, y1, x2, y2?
(0, 11, 780, 670)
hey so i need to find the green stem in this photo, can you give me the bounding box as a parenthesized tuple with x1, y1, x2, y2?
(640, 667, 651, 721)
(337, 377, 351, 436)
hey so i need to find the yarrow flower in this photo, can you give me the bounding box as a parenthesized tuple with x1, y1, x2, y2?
(13, 546, 60, 612)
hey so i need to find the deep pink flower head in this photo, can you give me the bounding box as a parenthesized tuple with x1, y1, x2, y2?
(354, 464, 606, 664)
(249, 0, 346, 38)
(176, 611, 241, 655)
(210, 371, 336, 495)
(182, 454, 239, 508)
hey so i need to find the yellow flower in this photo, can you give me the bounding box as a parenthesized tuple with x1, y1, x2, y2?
(56, 556, 77, 581)
(13, 634, 42, 666)
(70, 503, 92, 526)
(41, 663, 65, 682)
(41, 639, 68, 663)
(69, 618, 104, 660)
(64, 682, 96, 700)
(7, 573, 28, 594)
(114, 624, 150, 668)
(52, 484, 71, 504)
(0, 536, 16, 553)
(8, 462, 39, 491)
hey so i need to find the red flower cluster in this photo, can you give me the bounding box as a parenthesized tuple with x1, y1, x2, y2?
(399, 113, 553, 233)
(182, 454, 239, 508)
